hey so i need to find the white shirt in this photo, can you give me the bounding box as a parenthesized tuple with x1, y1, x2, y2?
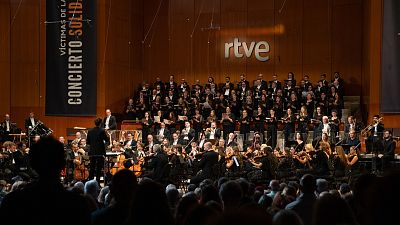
(105, 116, 110, 129)
(30, 118, 35, 127)
(6, 121, 10, 132)
(173, 139, 178, 145)
(209, 128, 215, 139)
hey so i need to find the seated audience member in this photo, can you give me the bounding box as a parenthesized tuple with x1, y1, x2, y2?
(0, 136, 91, 225)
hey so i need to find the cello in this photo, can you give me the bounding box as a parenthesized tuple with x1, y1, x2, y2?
(74, 153, 89, 181)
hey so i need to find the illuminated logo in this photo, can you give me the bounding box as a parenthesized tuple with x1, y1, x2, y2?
(224, 38, 270, 62)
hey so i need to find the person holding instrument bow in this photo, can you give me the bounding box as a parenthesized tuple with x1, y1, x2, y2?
(180, 121, 195, 145)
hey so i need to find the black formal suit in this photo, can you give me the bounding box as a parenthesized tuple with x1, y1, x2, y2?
(124, 139, 137, 151)
(86, 126, 109, 182)
(24, 117, 39, 131)
(171, 138, 185, 146)
(366, 123, 385, 153)
(102, 115, 117, 130)
(313, 150, 331, 176)
(149, 151, 169, 182)
(165, 81, 178, 91)
(180, 127, 196, 143)
(190, 150, 219, 184)
(205, 128, 221, 140)
(268, 80, 282, 89)
(0, 120, 17, 142)
(381, 137, 396, 170)
(156, 128, 171, 141)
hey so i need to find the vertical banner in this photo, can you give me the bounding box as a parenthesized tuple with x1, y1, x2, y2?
(46, 0, 97, 116)
(381, 0, 400, 113)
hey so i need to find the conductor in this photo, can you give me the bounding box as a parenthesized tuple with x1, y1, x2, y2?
(87, 118, 109, 183)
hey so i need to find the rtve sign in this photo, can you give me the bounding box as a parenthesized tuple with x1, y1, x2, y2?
(224, 38, 270, 62)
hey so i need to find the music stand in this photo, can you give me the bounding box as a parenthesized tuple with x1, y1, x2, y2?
(286, 140, 298, 149)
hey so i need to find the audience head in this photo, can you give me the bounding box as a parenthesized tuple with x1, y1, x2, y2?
(109, 169, 137, 206)
(299, 174, 316, 194)
(29, 136, 66, 180)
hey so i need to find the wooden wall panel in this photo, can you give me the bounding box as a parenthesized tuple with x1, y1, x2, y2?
(192, 0, 221, 84)
(274, 0, 303, 79)
(0, 0, 10, 116)
(220, 0, 248, 83)
(332, 0, 363, 96)
(169, 0, 195, 81)
(302, 0, 331, 82)
(2, 0, 144, 138)
(245, 0, 275, 80)
(143, 0, 170, 82)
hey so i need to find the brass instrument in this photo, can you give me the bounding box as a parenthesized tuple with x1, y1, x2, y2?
(361, 117, 383, 137)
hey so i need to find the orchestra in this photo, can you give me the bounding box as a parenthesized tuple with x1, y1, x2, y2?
(1, 76, 399, 186)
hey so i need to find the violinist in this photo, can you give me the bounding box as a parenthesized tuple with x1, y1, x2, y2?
(171, 132, 184, 146)
(291, 146, 312, 174)
(347, 145, 360, 176)
(294, 132, 305, 153)
(248, 145, 273, 179)
(168, 145, 185, 179)
(123, 132, 137, 151)
(224, 146, 240, 177)
(226, 132, 238, 147)
(266, 108, 278, 149)
(276, 148, 295, 178)
(190, 142, 219, 185)
(180, 121, 195, 145)
(13, 142, 34, 180)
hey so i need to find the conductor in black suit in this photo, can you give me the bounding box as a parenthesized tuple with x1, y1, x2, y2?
(190, 142, 219, 185)
(102, 109, 117, 130)
(87, 118, 109, 183)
